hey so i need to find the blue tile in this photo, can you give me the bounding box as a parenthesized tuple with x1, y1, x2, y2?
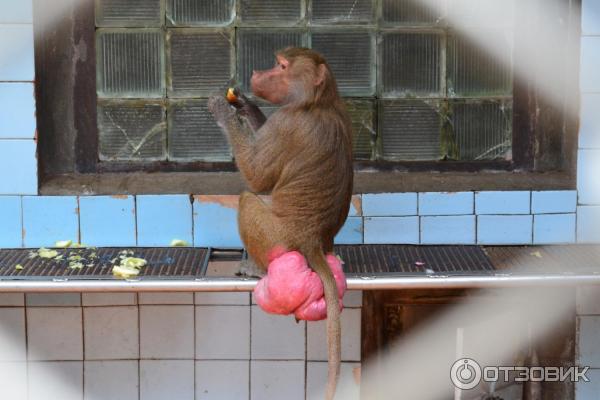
(583, 0, 600, 35)
(0, 83, 35, 138)
(477, 215, 533, 245)
(364, 217, 419, 244)
(578, 206, 600, 243)
(22, 196, 78, 247)
(475, 191, 530, 215)
(0, 196, 22, 248)
(418, 192, 474, 216)
(79, 196, 136, 247)
(421, 216, 475, 245)
(334, 217, 363, 245)
(0, 25, 34, 81)
(533, 214, 576, 244)
(578, 150, 600, 205)
(580, 94, 600, 149)
(581, 37, 600, 93)
(531, 191, 577, 214)
(194, 196, 242, 248)
(576, 369, 600, 400)
(137, 195, 193, 246)
(0, 1, 32, 23)
(362, 193, 417, 216)
(0, 139, 36, 195)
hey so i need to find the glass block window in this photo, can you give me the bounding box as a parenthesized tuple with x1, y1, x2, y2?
(95, 0, 514, 163)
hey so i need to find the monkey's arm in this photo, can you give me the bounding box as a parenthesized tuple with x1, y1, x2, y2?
(208, 95, 281, 192)
(231, 92, 267, 132)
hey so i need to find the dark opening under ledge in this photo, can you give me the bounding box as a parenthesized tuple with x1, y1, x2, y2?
(0, 245, 599, 292)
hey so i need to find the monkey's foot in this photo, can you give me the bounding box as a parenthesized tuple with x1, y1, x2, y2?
(237, 259, 266, 278)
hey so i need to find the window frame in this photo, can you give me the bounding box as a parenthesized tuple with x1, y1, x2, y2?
(35, 0, 580, 195)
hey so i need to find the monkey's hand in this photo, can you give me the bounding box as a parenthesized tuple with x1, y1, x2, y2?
(208, 95, 236, 127)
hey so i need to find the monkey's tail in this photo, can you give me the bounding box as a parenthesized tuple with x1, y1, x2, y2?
(305, 247, 341, 400)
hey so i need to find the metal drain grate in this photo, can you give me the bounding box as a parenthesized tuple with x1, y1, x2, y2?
(335, 245, 495, 275)
(485, 245, 600, 274)
(1, 245, 598, 282)
(0, 248, 209, 280)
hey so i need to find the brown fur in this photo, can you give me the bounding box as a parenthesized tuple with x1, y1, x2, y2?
(208, 47, 353, 400)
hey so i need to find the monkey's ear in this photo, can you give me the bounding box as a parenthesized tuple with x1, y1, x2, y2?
(314, 63, 327, 87)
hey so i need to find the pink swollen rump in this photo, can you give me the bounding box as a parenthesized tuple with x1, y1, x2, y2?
(253, 251, 347, 321)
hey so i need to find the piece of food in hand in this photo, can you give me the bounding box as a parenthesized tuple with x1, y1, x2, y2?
(226, 87, 239, 104)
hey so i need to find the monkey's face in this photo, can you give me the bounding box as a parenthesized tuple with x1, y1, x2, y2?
(250, 55, 291, 105)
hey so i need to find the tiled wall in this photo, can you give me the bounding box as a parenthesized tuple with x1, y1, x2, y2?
(0, 0, 36, 195)
(576, 2, 600, 399)
(576, 287, 600, 399)
(578, 0, 600, 243)
(0, 290, 363, 400)
(0, 191, 581, 248)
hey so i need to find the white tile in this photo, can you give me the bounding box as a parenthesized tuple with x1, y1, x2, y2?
(28, 361, 83, 400)
(195, 360, 249, 399)
(26, 293, 81, 306)
(0, 293, 24, 306)
(139, 292, 193, 305)
(140, 360, 194, 400)
(27, 307, 83, 361)
(84, 306, 139, 360)
(140, 305, 194, 359)
(251, 306, 305, 360)
(250, 360, 304, 400)
(577, 287, 600, 315)
(343, 291, 362, 308)
(0, 362, 27, 400)
(307, 308, 361, 362)
(307, 362, 361, 400)
(82, 293, 136, 307)
(577, 316, 600, 368)
(195, 306, 250, 360)
(0, 308, 25, 361)
(195, 292, 250, 305)
(84, 361, 138, 400)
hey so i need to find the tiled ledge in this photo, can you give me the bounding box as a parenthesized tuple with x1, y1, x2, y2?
(0, 190, 590, 249)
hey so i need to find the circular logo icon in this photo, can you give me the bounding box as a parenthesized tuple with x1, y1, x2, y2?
(450, 358, 482, 390)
